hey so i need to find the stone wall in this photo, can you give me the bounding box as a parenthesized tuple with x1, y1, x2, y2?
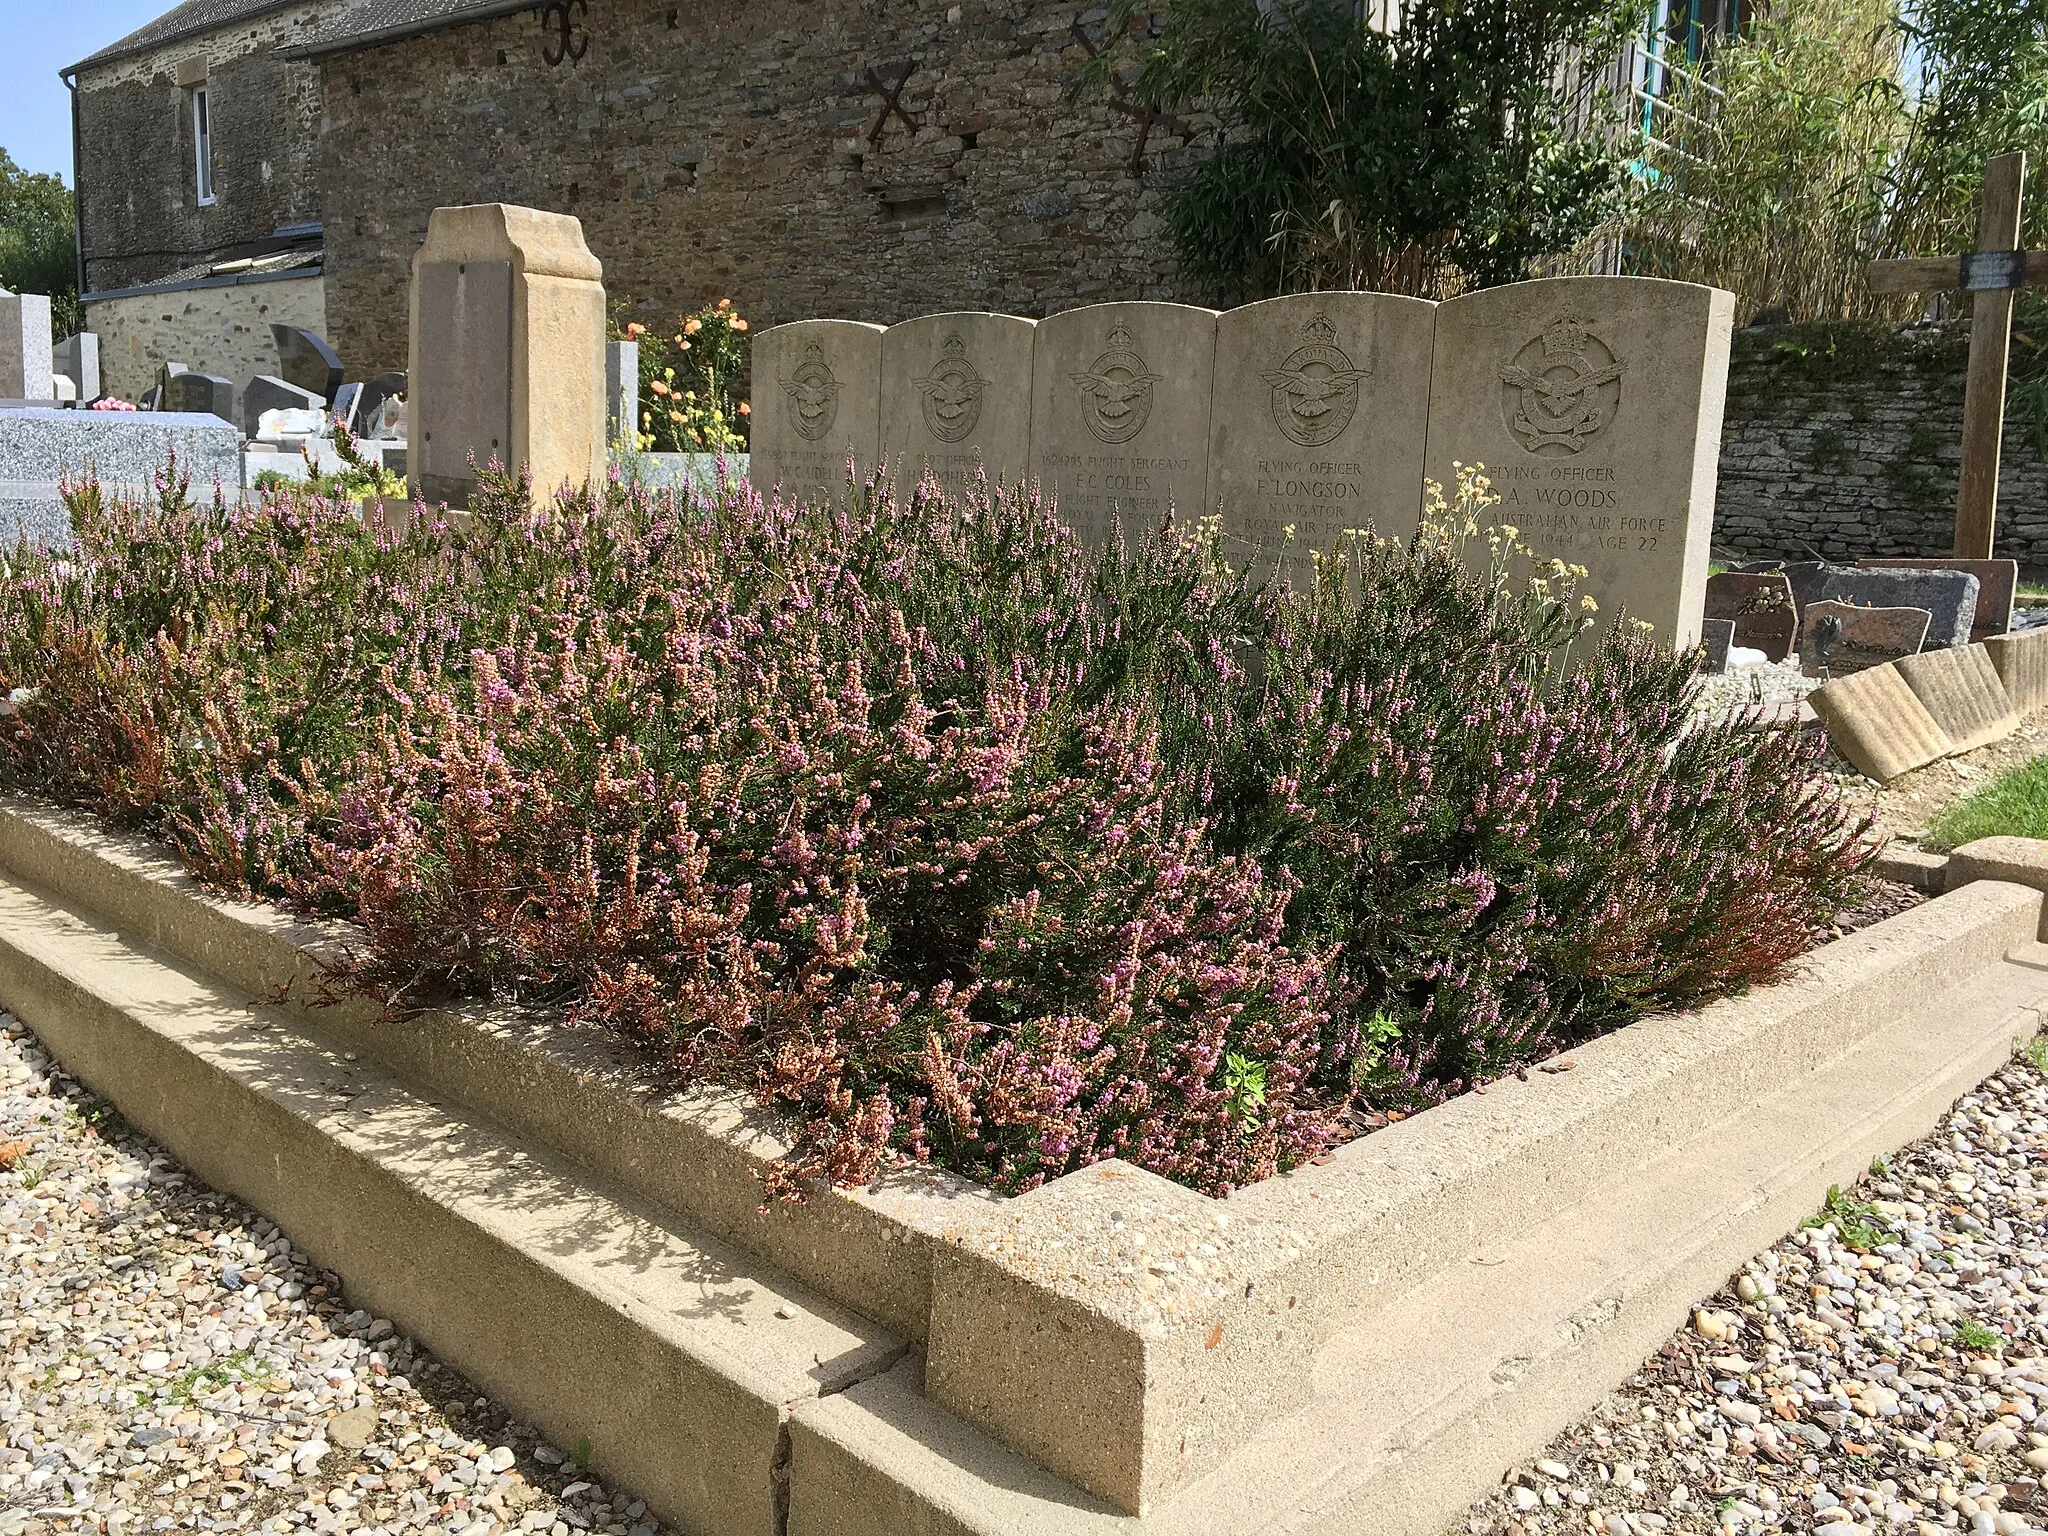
(75, 4, 356, 293)
(87, 273, 327, 407)
(316, 0, 1198, 378)
(1713, 320, 2048, 572)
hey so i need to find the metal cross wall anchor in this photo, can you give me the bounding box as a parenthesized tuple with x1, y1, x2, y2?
(864, 62, 921, 144)
(1865, 152, 2041, 561)
(1067, 20, 1194, 178)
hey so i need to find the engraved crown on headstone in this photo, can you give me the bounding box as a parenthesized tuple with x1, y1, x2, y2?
(1261, 310, 1370, 447)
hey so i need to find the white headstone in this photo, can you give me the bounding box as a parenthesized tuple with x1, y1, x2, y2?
(1418, 277, 1734, 648)
(1209, 292, 1436, 567)
(879, 312, 1036, 493)
(749, 319, 884, 506)
(606, 339, 639, 446)
(1028, 302, 1217, 549)
(0, 291, 54, 402)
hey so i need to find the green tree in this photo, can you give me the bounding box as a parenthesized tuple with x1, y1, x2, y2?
(1089, 0, 1651, 301)
(0, 150, 80, 338)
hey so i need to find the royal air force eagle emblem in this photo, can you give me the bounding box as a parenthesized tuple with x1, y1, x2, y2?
(1499, 316, 1626, 456)
(1261, 312, 1370, 448)
(1069, 321, 1161, 445)
(780, 341, 842, 442)
(916, 332, 987, 444)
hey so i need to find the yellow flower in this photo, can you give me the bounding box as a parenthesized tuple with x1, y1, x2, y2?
(1581, 595, 1599, 613)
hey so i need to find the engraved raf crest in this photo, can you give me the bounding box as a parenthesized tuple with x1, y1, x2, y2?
(916, 332, 988, 444)
(1261, 312, 1370, 448)
(1499, 315, 1626, 456)
(1070, 321, 1160, 445)
(781, 341, 841, 442)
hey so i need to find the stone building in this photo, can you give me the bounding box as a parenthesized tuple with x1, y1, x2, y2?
(63, 0, 388, 401)
(66, 0, 1201, 393)
(285, 0, 1197, 376)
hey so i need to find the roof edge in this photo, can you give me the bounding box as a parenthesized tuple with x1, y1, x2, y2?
(65, 0, 305, 79)
(276, 0, 535, 61)
(83, 263, 325, 307)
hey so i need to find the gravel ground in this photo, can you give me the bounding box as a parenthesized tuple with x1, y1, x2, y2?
(0, 1017, 671, 1536)
(14, 999, 2048, 1536)
(1465, 1052, 2048, 1536)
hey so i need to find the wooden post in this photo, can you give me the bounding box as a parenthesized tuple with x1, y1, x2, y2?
(1955, 152, 2026, 559)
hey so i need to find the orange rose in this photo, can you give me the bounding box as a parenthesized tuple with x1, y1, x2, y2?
(717, 298, 731, 309)
(624, 322, 646, 339)
(732, 319, 749, 332)
(684, 318, 702, 335)
(738, 401, 751, 415)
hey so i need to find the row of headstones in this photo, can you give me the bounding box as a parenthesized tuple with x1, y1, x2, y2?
(1704, 559, 2017, 680)
(149, 326, 406, 441)
(749, 279, 1736, 649)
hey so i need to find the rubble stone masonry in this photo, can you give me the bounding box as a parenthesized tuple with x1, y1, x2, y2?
(1714, 320, 2048, 572)
(316, 0, 1201, 376)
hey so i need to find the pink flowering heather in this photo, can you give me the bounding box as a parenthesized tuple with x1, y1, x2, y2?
(0, 460, 1868, 1196)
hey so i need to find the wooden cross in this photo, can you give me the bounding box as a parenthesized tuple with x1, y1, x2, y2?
(1867, 152, 2045, 559)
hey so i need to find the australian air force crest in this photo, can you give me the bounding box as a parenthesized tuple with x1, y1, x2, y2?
(781, 341, 841, 442)
(1261, 312, 1370, 448)
(1070, 321, 1160, 445)
(916, 332, 987, 444)
(1499, 316, 1626, 456)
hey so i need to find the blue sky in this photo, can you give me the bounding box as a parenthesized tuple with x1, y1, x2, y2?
(1, 3, 169, 182)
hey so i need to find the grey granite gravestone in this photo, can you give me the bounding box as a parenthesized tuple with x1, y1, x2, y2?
(162, 371, 236, 424)
(1779, 566, 1979, 651)
(1859, 558, 2017, 642)
(0, 408, 241, 544)
(271, 325, 343, 402)
(0, 291, 54, 402)
(607, 340, 639, 446)
(53, 333, 99, 404)
(243, 375, 326, 439)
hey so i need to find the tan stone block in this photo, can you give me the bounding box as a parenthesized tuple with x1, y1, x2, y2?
(1209, 292, 1435, 566)
(1028, 302, 1217, 549)
(407, 204, 606, 509)
(1984, 629, 2048, 711)
(1894, 643, 2019, 753)
(1946, 836, 2048, 895)
(750, 319, 885, 508)
(1420, 277, 1734, 649)
(1808, 662, 1956, 781)
(879, 312, 1036, 493)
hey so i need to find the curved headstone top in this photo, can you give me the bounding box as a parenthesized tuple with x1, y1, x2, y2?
(270, 325, 343, 404)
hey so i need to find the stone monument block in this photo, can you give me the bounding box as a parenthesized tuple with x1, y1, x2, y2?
(1894, 644, 2020, 754)
(160, 371, 234, 424)
(1210, 292, 1435, 565)
(0, 291, 53, 403)
(54, 333, 99, 404)
(408, 204, 607, 508)
(1420, 277, 1735, 649)
(270, 325, 343, 403)
(1701, 617, 1735, 675)
(1028, 302, 1217, 549)
(749, 319, 884, 507)
(1859, 558, 2017, 643)
(1704, 571, 1796, 662)
(607, 339, 639, 446)
(1808, 664, 1954, 782)
(0, 408, 240, 546)
(1797, 600, 1932, 678)
(243, 376, 327, 440)
(879, 312, 1036, 493)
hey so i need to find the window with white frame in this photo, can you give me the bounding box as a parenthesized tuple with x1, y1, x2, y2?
(191, 86, 214, 206)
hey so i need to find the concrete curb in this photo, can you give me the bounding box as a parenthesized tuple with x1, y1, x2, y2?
(3, 802, 2048, 1531)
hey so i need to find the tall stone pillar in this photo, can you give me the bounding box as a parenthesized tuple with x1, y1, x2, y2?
(408, 204, 606, 508)
(0, 290, 54, 402)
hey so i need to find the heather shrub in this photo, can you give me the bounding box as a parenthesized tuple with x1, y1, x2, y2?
(0, 457, 1870, 1197)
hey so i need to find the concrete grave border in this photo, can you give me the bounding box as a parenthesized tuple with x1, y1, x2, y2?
(2, 799, 2048, 1532)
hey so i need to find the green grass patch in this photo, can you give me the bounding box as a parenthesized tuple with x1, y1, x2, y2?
(1923, 755, 2048, 850)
